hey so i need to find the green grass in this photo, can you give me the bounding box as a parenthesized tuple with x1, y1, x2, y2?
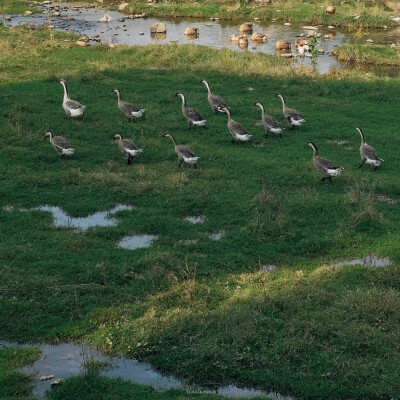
(1, 24, 400, 400)
(0, 0, 37, 15)
(123, 0, 395, 28)
(333, 43, 400, 65)
(0, 346, 41, 400)
(46, 375, 269, 400)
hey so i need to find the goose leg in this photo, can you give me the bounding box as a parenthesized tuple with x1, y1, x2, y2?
(127, 155, 133, 165)
(81, 113, 85, 121)
(194, 163, 198, 169)
(359, 159, 366, 168)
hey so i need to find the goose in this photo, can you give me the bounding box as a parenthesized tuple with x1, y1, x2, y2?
(175, 93, 206, 129)
(200, 79, 229, 114)
(297, 44, 305, 56)
(162, 133, 199, 168)
(59, 79, 86, 120)
(113, 134, 143, 165)
(221, 107, 251, 143)
(254, 102, 282, 137)
(276, 93, 305, 129)
(44, 131, 75, 157)
(356, 126, 383, 169)
(308, 142, 343, 182)
(111, 88, 145, 122)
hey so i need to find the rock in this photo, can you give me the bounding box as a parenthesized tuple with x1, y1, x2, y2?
(307, 30, 316, 37)
(52, 11, 60, 16)
(43, 1, 51, 4)
(354, 15, 360, 20)
(239, 22, 253, 33)
(5, 16, 11, 21)
(276, 40, 291, 50)
(324, 33, 335, 39)
(76, 40, 89, 47)
(302, 25, 318, 30)
(283, 22, 292, 26)
(328, 25, 335, 29)
(117, 18, 125, 22)
(230, 34, 241, 42)
(118, 2, 129, 11)
(251, 32, 267, 42)
(184, 27, 199, 36)
(317, 48, 325, 54)
(40, 375, 55, 381)
(99, 14, 113, 23)
(23, 11, 33, 16)
(366, 39, 373, 43)
(139, 32, 144, 35)
(51, 378, 62, 387)
(150, 22, 166, 33)
(326, 5, 336, 14)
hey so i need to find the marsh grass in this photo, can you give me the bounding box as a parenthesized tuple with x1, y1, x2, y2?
(0, 346, 41, 398)
(333, 44, 400, 66)
(123, 0, 394, 27)
(0, 25, 400, 400)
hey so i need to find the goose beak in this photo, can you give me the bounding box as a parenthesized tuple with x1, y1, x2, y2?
(161, 133, 168, 138)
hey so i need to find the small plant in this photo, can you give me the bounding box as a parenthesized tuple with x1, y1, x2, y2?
(309, 35, 318, 59)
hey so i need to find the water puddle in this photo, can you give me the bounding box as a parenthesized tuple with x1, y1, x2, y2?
(208, 230, 225, 241)
(117, 234, 157, 249)
(3, 1, 400, 74)
(184, 216, 205, 224)
(376, 194, 398, 204)
(333, 255, 391, 267)
(0, 340, 296, 400)
(3, 204, 133, 231)
(262, 264, 279, 272)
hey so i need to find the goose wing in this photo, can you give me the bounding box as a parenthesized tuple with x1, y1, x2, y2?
(53, 136, 73, 150)
(209, 93, 229, 110)
(316, 156, 341, 171)
(177, 145, 196, 158)
(121, 139, 139, 151)
(65, 99, 85, 110)
(264, 114, 281, 130)
(229, 120, 249, 137)
(285, 107, 304, 120)
(185, 107, 204, 122)
(120, 100, 142, 114)
(361, 143, 380, 161)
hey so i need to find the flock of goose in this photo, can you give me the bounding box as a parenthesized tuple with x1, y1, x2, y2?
(49, 79, 383, 180)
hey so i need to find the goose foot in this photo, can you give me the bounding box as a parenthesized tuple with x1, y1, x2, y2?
(81, 114, 85, 121)
(194, 164, 198, 169)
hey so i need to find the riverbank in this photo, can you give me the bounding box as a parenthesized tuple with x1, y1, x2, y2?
(123, 0, 397, 28)
(333, 43, 400, 66)
(1, 21, 400, 400)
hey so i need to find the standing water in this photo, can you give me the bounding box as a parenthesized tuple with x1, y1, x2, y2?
(2, 2, 400, 74)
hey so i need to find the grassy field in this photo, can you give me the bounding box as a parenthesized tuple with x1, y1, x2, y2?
(123, 0, 396, 28)
(1, 24, 400, 400)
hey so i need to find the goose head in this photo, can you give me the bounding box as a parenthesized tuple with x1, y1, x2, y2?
(162, 133, 172, 139)
(113, 134, 123, 141)
(44, 131, 54, 140)
(111, 88, 120, 94)
(308, 141, 318, 153)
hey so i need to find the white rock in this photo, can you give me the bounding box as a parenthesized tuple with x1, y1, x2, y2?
(284, 22, 292, 26)
(302, 25, 318, 30)
(366, 39, 373, 43)
(24, 11, 33, 16)
(119, 2, 129, 11)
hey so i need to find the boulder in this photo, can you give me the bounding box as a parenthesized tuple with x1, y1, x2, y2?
(150, 22, 166, 33)
(184, 27, 199, 36)
(326, 5, 336, 14)
(276, 40, 291, 50)
(23, 11, 33, 16)
(239, 22, 253, 33)
(119, 2, 129, 11)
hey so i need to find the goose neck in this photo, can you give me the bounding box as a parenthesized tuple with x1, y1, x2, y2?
(203, 81, 211, 94)
(356, 127, 366, 144)
(61, 81, 69, 101)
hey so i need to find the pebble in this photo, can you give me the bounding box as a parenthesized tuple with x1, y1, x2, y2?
(51, 378, 62, 387)
(284, 22, 292, 26)
(139, 32, 144, 35)
(366, 39, 373, 43)
(40, 375, 54, 381)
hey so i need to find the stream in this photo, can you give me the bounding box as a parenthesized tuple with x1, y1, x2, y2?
(2, 1, 400, 75)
